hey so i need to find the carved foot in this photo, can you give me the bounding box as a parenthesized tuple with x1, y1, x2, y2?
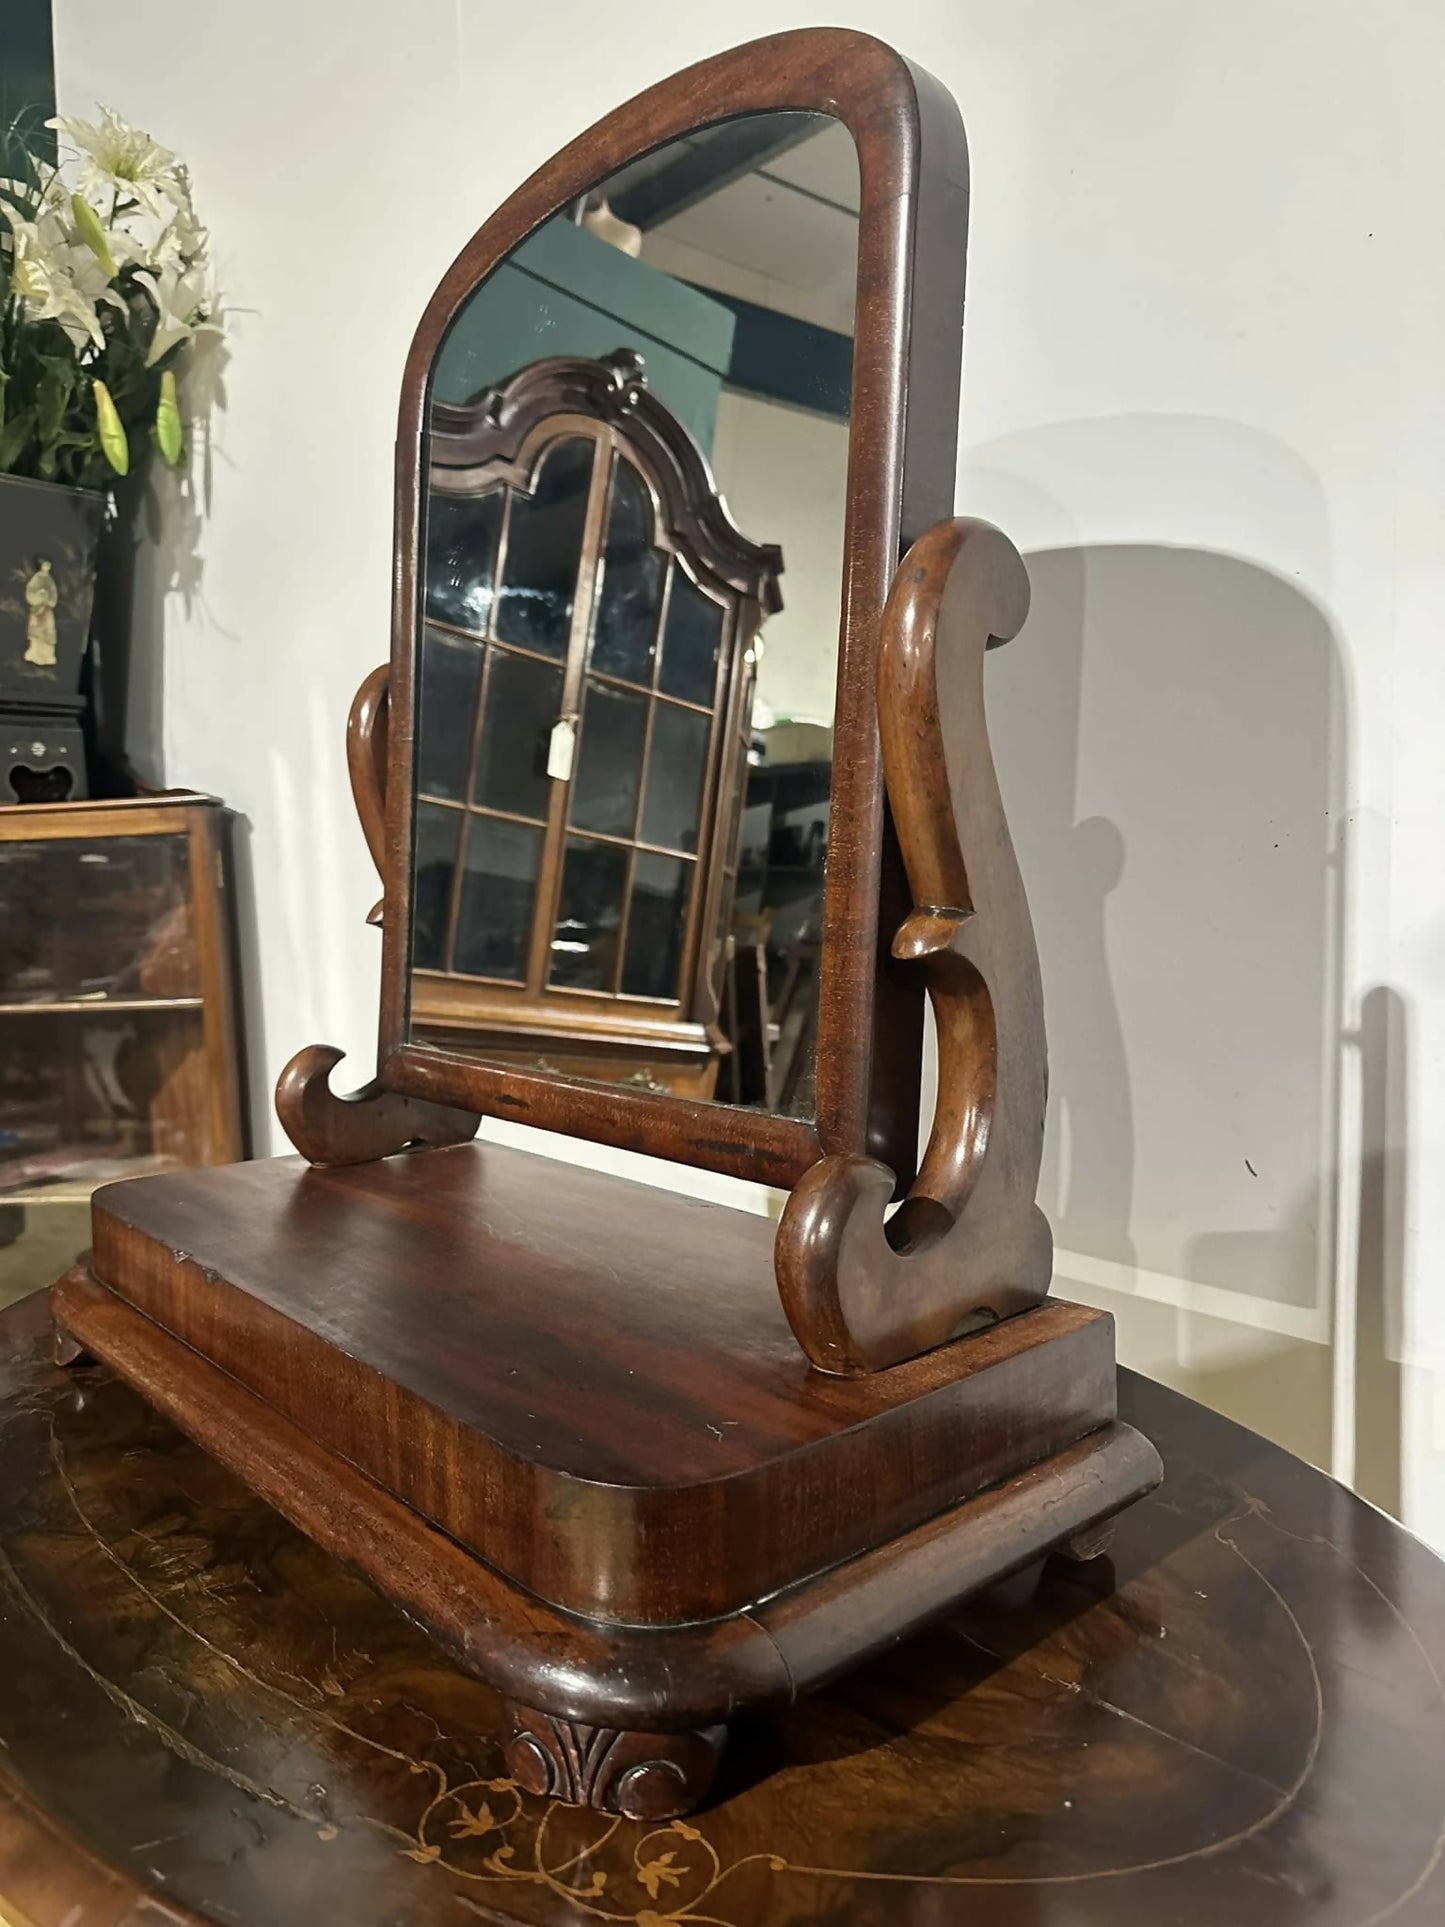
(504, 1702, 726, 1819)
(51, 1279, 96, 1368)
(275, 1044, 480, 1167)
(1058, 1522, 1115, 1563)
(53, 1327, 94, 1369)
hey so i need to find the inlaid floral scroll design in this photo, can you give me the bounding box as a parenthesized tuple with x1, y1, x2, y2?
(402, 1775, 783, 1925)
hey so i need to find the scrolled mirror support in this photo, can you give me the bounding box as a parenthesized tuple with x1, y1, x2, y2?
(276, 1044, 480, 1167)
(775, 518, 1053, 1374)
(347, 664, 389, 929)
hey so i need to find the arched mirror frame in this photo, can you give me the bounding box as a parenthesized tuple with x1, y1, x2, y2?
(377, 26, 969, 1188)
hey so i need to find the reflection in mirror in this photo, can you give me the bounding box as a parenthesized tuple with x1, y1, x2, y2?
(407, 113, 859, 1117)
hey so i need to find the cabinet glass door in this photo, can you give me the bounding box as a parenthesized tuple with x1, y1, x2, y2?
(551, 451, 724, 1002)
(414, 436, 594, 984)
(414, 426, 733, 1016)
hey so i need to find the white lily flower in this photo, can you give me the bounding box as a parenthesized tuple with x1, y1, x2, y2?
(131, 258, 220, 366)
(47, 106, 188, 221)
(149, 195, 210, 277)
(0, 195, 122, 351)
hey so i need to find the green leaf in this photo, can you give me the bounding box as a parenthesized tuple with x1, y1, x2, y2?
(36, 355, 75, 444)
(0, 408, 36, 471)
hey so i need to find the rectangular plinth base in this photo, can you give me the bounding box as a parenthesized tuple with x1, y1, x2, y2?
(53, 1139, 1164, 1814)
(53, 1266, 1161, 1751)
(82, 1142, 1131, 1624)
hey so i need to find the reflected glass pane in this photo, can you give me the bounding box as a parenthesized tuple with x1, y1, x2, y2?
(425, 490, 502, 634)
(640, 703, 709, 852)
(659, 568, 724, 705)
(550, 837, 627, 989)
(622, 851, 690, 1000)
(571, 682, 646, 836)
(416, 629, 482, 801)
(412, 804, 462, 971)
(0, 834, 198, 1004)
(454, 817, 542, 980)
(474, 649, 560, 820)
(593, 459, 664, 685)
(495, 437, 594, 656)
(409, 109, 857, 1121)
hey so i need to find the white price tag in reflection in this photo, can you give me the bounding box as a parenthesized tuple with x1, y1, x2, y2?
(547, 714, 577, 782)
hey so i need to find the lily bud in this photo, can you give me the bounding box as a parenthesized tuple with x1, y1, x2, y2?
(70, 194, 117, 278)
(156, 369, 183, 467)
(93, 379, 129, 475)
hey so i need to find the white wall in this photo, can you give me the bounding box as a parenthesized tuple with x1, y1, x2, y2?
(52, 0, 1445, 1549)
(709, 391, 850, 727)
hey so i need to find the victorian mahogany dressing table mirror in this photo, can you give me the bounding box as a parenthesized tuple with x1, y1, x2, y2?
(51, 27, 1161, 1819)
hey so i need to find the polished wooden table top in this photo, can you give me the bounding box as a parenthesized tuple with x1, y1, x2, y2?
(0, 1288, 1442, 1927)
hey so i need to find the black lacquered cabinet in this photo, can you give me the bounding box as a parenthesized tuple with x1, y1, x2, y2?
(407, 354, 782, 1097)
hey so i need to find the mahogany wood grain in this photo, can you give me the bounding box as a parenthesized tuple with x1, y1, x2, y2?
(48, 1272, 1155, 1736)
(6, 1289, 1443, 1927)
(376, 27, 964, 1185)
(778, 518, 1052, 1372)
(0, 790, 217, 840)
(74, 1140, 1130, 1625)
(346, 662, 389, 928)
(47, 1267, 793, 1733)
(274, 1042, 479, 1166)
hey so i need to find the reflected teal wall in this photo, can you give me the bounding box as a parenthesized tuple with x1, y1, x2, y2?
(0, 0, 55, 156)
(432, 217, 735, 454)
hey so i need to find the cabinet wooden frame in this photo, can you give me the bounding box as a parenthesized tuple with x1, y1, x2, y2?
(374, 27, 969, 1187)
(0, 794, 246, 1176)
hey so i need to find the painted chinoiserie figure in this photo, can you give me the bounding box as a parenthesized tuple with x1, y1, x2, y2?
(51, 28, 1160, 1818)
(23, 561, 58, 668)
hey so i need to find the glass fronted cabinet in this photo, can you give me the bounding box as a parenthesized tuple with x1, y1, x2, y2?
(0, 796, 245, 1309)
(408, 352, 783, 1097)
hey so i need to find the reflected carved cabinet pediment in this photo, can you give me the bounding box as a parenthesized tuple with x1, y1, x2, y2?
(409, 352, 782, 1097)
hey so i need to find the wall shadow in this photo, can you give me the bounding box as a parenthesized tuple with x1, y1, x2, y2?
(224, 810, 271, 1158)
(1352, 984, 1407, 1516)
(89, 330, 229, 790)
(986, 543, 1349, 1469)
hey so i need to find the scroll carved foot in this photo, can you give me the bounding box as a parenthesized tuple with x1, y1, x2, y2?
(53, 1326, 94, 1369)
(1058, 1522, 1115, 1564)
(50, 1275, 97, 1368)
(275, 1044, 480, 1168)
(504, 1702, 726, 1819)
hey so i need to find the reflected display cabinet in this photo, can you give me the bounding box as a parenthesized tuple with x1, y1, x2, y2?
(0, 796, 244, 1302)
(410, 352, 782, 1097)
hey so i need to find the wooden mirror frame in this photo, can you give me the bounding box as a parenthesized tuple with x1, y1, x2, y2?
(356, 27, 970, 1188)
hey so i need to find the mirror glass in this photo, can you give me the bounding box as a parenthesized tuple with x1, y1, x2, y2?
(407, 112, 859, 1119)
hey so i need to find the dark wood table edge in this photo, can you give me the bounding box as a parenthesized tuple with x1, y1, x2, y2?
(0, 1771, 208, 1927)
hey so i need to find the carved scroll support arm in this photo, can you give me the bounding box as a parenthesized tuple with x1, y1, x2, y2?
(276, 1044, 480, 1168)
(348, 663, 390, 928)
(277, 665, 481, 1166)
(776, 518, 1053, 1374)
